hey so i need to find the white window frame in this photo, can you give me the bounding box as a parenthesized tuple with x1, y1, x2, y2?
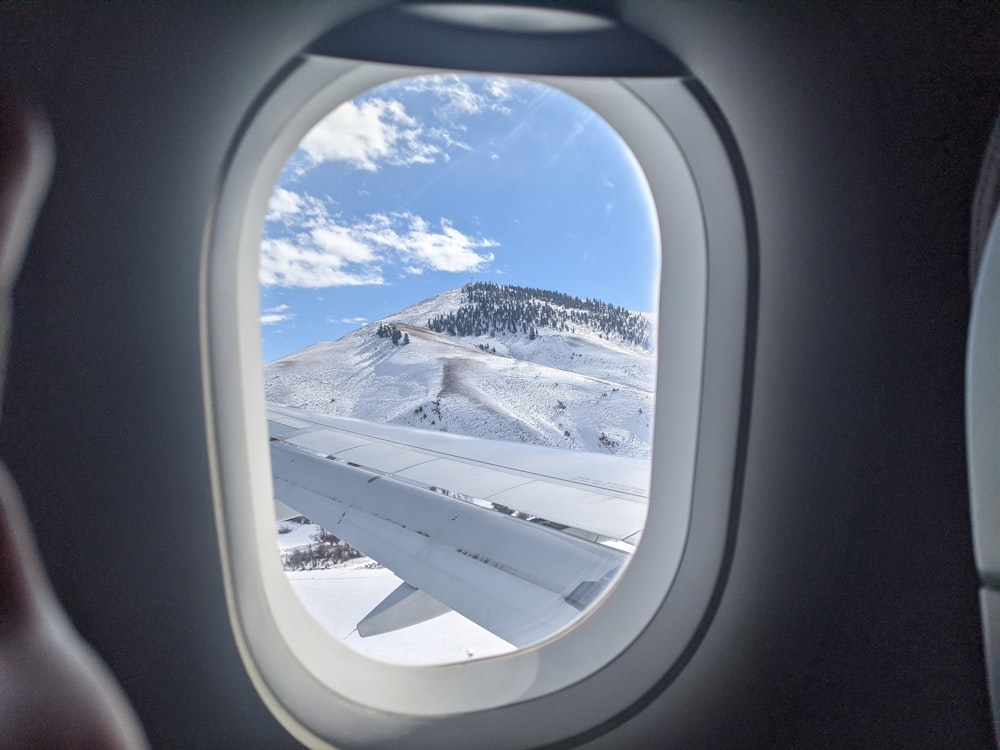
(203, 52, 749, 748)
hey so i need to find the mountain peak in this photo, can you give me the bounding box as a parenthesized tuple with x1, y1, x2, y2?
(265, 284, 656, 458)
(420, 282, 652, 351)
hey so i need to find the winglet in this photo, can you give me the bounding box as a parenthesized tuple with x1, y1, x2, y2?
(358, 582, 452, 638)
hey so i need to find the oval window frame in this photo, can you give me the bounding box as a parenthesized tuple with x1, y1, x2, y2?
(204, 50, 750, 750)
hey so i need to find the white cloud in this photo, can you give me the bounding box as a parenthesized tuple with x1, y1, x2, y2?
(485, 78, 513, 101)
(298, 98, 441, 173)
(427, 126, 470, 151)
(263, 304, 290, 313)
(288, 76, 519, 178)
(261, 312, 294, 325)
(401, 75, 514, 118)
(328, 316, 368, 325)
(266, 189, 330, 227)
(260, 237, 385, 288)
(260, 193, 496, 288)
(266, 188, 303, 222)
(310, 225, 377, 265)
(259, 197, 382, 288)
(357, 212, 496, 273)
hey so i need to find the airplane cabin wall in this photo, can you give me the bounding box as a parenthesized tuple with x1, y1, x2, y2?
(0, 3, 998, 749)
(0, 3, 369, 748)
(593, 4, 999, 748)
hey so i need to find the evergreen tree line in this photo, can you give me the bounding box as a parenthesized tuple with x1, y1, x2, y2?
(375, 323, 410, 346)
(425, 282, 652, 350)
(281, 529, 367, 571)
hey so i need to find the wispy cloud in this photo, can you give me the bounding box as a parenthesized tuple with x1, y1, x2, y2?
(296, 98, 441, 174)
(548, 111, 595, 167)
(266, 188, 303, 222)
(399, 75, 515, 119)
(327, 316, 368, 325)
(265, 191, 328, 226)
(357, 212, 496, 274)
(261, 312, 295, 325)
(260, 191, 384, 288)
(261, 303, 295, 324)
(261, 237, 386, 288)
(260, 190, 496, 288)
(286, 76, 520, 180)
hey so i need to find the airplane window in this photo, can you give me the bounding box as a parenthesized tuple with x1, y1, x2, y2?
(207, 39, 745, 741)
(260, 74, 658, 664)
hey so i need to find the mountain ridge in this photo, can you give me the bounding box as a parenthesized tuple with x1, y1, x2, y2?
(265, 284, 656, 458)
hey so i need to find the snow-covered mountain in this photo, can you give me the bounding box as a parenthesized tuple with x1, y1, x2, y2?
(265, 283, 656, 459)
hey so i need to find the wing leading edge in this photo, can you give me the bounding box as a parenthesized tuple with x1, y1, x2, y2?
(268, 403, 647, 647)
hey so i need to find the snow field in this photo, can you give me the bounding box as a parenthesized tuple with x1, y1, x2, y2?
(267, 286, 656, 663)
(277, 522, 515, 664)
(265, 289, 656, 458)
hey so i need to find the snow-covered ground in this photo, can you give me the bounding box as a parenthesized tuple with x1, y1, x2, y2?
(287, 565, 516, 665)
(277, 521, 515, 664)
(268, 287, 655, 664)
(266, 288, 656, 458)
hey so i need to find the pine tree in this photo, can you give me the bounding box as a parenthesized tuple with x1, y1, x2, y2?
(424, 282, 652, 350)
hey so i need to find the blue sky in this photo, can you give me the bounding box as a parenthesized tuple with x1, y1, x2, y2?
(260, 75, 659, 362)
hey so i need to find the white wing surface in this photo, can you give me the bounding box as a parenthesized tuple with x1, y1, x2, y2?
(268, 403, 648, 647)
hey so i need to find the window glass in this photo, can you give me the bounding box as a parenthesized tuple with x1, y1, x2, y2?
(260, 75, 658, 664)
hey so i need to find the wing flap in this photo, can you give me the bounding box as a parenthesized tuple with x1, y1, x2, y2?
(267, 403, 648, 540)
(393, 457, 533, 497)
(268, 404, 650, 496)
(271, 441, 628, 647)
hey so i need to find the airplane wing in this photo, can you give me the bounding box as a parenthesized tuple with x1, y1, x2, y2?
(267, 402, 649, 648)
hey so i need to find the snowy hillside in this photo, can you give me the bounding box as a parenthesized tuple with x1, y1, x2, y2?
(276, 519, 514, 664)
(265, 284, 656, 458)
